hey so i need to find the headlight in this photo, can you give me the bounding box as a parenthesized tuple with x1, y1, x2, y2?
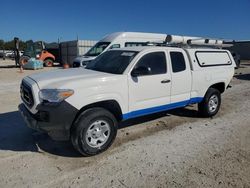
(39, 89, 74, 103)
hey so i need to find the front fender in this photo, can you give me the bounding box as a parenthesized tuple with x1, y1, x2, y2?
(66, 92, 128, 115)
(39, 50, 55, 61)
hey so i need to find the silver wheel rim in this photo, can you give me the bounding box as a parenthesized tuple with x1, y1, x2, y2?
(85, 120, 111, 148)
(208, 95, 219, 113)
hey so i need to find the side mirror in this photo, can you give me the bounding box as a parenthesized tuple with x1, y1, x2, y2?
(131, 66, 150, 77)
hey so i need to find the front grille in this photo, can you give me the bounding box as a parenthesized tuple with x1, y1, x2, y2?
(20, 81, 34, 108)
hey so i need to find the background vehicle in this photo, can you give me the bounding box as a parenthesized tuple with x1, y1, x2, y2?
(4, 51, 14, 58)
(72, 32, 167, 67)
(230, 51, 241, 68)
(19, 41, 55, 67)
(19, 42, 235, 156)
(7, 51, 23, 59)
(0, 51, 4, 58)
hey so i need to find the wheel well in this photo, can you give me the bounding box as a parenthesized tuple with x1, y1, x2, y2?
(44, 57, 54, 62)
(75, 100, 123, 122)
(209, 82, 225, 93)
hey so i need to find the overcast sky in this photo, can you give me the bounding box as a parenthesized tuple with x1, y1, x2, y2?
(1, 0, 250, 42)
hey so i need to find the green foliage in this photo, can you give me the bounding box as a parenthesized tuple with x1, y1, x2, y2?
(0, 39, 27, 51)
(0, 40, 4, 50)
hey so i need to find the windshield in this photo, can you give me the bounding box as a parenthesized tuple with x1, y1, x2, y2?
(85, 50, 138, 74)
(24, 41, 42, 57)
(85, 42, 110, 56)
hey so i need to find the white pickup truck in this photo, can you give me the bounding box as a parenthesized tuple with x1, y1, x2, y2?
(19, 46, 235, 156)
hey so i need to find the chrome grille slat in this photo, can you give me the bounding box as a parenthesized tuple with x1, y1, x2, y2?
(20, 81, 34, 108)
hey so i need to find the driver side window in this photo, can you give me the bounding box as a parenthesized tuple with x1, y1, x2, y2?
(134, 52, 167, 76)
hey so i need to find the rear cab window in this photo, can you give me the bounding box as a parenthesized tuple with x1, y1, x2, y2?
(170, 52, 186, 72)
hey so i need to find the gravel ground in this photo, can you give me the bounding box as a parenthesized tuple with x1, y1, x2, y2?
(0, 59, 250, 188)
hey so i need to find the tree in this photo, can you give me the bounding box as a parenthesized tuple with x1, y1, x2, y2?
(4, 40, 15, 50)
(0, 39, 4, 50)
(1, 39, 27, 51)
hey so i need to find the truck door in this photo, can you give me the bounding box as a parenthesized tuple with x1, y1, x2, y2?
(127, 51, 171, 118)
(169, 50, 192, 104)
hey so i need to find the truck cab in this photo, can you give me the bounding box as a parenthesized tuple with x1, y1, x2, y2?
(19, 46, 235, 156)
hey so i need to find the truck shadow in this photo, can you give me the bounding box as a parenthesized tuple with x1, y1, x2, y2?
(0, 111, 81, 157)
(168, 107, 199, 118)
(119, 106, 199, 129)
(119, 111, 169, 129)
(234, 74, 250, 81)
(0, 111, 38, 152)
(0, 107, 199, 158)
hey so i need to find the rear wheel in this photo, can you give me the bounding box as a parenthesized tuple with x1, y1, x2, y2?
(44, 58, 54, 67)
(19, 56, 30, 66)
(198, 88, 221, 117)
(71, 107, 118, 156)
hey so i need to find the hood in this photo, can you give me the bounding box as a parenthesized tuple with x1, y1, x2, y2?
(28, 68, 112, 89)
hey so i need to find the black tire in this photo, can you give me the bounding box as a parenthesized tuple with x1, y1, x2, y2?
(44, 58, 54, 67)
(19, 56, 30, 66)
(198, 88, 221, 117)
(71, 107, 118, 156)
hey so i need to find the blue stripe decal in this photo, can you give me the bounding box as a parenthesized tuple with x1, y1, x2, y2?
(122, 97, 203, 120)
(189, 97, 203, 104)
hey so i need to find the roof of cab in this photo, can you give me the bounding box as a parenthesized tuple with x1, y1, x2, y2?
(109, 46, 179, 52)
(100, 32, 167, 42)
(109, 46, 230, 53)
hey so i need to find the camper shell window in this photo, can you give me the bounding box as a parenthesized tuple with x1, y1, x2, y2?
(195, 51, 232, 67)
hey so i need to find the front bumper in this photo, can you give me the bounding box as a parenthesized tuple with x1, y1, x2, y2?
(18, 102, 78, 141)
(72, 61, 81, 68)
(19, 103, 41, 131)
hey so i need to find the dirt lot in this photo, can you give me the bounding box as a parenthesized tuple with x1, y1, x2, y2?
(0, 59, 250, 188)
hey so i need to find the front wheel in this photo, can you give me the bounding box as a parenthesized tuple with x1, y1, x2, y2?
(198, 88, 221, 117)
(71, 107, 117, 156)
(44, 58, 54, 67)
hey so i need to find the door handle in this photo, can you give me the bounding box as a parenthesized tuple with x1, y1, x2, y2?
(161, 79, 171, 84)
